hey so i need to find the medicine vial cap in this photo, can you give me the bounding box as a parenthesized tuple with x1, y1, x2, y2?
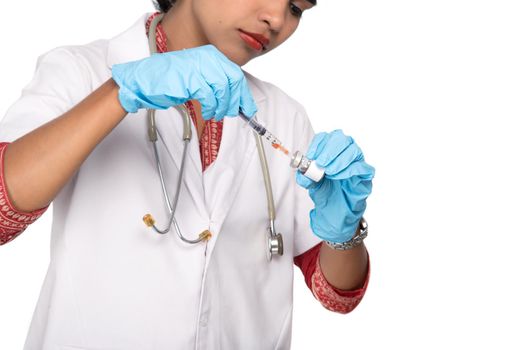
(290, 151, 325, 182)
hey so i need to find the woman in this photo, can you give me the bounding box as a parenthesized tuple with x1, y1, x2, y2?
(0, 0, 374, 348)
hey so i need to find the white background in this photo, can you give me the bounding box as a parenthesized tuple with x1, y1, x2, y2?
(1, 0, 523, 349)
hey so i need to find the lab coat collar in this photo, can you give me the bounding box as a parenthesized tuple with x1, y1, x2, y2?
(105, 13, 267, 104)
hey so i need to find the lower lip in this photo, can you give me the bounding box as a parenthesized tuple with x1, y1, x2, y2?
(239, 31, 264, 51)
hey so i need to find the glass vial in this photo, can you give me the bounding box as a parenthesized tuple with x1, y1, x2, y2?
(290, 151, 325, 182)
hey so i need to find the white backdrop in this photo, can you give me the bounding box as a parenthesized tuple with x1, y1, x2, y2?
(1, 1, 523, 349)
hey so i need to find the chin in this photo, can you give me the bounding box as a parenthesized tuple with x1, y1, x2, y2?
(236, 55, 253, 66)
(216, 45, 259, 66)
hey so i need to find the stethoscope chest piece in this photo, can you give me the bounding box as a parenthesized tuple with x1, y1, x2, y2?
(266, 228, 284, 262)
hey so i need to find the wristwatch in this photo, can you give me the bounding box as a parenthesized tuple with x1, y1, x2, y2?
(324, 218, 368, 250)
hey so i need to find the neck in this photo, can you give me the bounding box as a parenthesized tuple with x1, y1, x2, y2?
(160, 2, 208, 52)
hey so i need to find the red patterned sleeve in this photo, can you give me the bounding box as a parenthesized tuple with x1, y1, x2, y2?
(0, 142, 49, 245)
(294, 242, 370, 314)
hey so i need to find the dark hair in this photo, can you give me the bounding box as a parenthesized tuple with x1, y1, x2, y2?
(152, 0, 174, 13)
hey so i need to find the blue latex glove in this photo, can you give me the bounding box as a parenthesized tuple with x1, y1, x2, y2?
(111, 44, 257, 121)
(296, 130, 375, 243)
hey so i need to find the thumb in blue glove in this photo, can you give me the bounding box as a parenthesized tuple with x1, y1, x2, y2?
(296, 130, 375, 243)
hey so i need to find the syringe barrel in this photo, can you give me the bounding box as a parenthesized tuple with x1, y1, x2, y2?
(239, 112, 266, 136)
(248, 120, 266, 136)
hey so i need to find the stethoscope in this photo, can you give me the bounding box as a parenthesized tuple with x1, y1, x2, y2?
(141, 13, 283, 261)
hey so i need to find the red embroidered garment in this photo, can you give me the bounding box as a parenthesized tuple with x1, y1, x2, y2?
(0, 143, 49, 245)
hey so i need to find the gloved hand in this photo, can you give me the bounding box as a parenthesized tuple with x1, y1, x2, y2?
(111, 44, 257, 121)
(296, 130, 375, 243)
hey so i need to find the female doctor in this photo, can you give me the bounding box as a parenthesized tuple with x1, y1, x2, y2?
(0, 0, 375, 349)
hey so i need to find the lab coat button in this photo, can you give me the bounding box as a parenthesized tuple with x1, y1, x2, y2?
(200, 316, 208, 327)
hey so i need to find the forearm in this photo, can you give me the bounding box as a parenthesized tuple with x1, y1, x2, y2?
(3, 78, 127, 212)
(319, 237, 369, 291)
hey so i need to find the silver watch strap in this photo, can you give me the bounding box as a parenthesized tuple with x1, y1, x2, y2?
(324, 218, 368, 250)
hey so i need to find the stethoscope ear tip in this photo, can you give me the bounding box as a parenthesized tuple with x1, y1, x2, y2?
(198, 230, 213, 241)
(143, 214, 155, 227)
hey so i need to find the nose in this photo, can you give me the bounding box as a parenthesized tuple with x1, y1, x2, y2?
(257, 1, 287, 33)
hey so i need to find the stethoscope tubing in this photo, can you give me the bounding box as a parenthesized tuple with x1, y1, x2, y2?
(144, 12, 283, 257)
(151, 136, 207, 243)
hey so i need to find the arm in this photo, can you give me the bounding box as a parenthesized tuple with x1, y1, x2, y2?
(319, 240, 368, 291)
(296, 130, 374, 290)
(295, 129, 374, 312)
(0, 143, 49, 245)
(3, 78, 126, 213)
(3, 39, 261, 214)
(294, 240, 370, 314)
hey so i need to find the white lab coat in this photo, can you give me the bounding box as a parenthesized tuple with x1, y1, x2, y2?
(0, 13, 322, 350)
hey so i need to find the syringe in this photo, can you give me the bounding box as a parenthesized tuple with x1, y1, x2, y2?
(239, 112, 325, 182)
(238, 112, 291, 157)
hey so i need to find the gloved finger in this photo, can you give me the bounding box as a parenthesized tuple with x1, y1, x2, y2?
(343, 176, 373, 212)
(209, 77, 231, 121)
(199, 57, 234, 121)
(224, 77, 242, 117)
(315, 130, 353, 167)
(214, 49, 244, 85)
(305, 132, 329, 160)
(322, 142, 363, 177)
(328, 159, 375, 181)
(295, 171, 316, 189)
(197, 49, 233, 120)
(213, 53, 244, 118)
(190, 82, 218, 120)
(212, 49, 256, 118)
(239, 76, 257, 117)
